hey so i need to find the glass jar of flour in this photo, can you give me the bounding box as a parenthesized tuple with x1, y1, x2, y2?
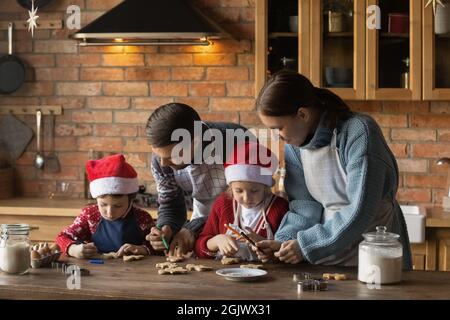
(358, 226, 403, 285)
(0, 224, 31, 274)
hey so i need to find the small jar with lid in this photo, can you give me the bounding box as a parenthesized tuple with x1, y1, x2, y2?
(0, 224, 31, 275)
(358, 226, 403, 284)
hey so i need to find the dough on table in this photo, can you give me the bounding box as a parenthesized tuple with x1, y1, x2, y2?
(156, 262, 178, 269)
(186, 264, 213, 272)
(221, 257, 242, 265)
(166, 256, 185, 263)
(123, 255, 145, 262)
(323, 273, 347, 280)
(240, 264, 264, 270)
(158, 267, 188, 275)
(102, 252, 119, 259)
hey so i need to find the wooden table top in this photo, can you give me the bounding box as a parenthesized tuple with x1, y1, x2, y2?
(0, 256, 449, 300)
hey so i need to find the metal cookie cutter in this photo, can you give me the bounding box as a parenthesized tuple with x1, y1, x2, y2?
(296, 272, 328, 293)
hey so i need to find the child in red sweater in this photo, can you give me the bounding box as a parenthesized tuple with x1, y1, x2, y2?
(56, 154, 155, 259)
(195, 142, 288, 261)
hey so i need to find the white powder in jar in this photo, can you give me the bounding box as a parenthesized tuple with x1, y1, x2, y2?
(358, 249, 402, 284)
(0, 242, 31, 274)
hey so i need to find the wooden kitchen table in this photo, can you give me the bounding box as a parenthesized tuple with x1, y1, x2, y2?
(0, 256, 449, 300)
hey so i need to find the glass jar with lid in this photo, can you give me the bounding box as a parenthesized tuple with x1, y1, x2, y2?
(0, 224, 31, 274)
(358, 226, 403, 284)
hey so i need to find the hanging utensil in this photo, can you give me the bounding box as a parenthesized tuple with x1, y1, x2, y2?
(0, 23, 26, 94)
(44, 111, 60, 172)
(34, 110, 45, 169)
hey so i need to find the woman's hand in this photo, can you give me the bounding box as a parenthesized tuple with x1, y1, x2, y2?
(68, 242, 98, 259)
(274, 240, 303, 264)
(207, 234, 239, 257)
(244, 227, 266, 243)
(252, 240, 282, 262)
(146, 225, 172, 251)
(116, 243, 148, 257)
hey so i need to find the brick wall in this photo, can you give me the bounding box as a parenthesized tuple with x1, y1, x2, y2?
(0, 0, 449, 208)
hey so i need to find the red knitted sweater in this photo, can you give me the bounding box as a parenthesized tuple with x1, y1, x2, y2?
(56, 204, 155, 255)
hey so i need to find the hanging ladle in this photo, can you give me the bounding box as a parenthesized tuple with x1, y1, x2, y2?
(34, 110, 44, 169)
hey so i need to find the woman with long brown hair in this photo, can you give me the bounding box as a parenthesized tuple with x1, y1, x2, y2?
(252, 70, 412, 269)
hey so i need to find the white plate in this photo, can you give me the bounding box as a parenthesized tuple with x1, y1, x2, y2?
(216, 268, 267, 281)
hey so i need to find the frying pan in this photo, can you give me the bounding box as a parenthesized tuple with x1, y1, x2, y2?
(16, 0, 52, 10)
(0, 23, 26, 94)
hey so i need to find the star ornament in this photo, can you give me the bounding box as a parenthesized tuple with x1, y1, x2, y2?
(27, 0, 39, 37)
(425, 0, 446, 15)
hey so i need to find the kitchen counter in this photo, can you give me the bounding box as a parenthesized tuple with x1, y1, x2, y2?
(425, 206, 450, 228)
(0, 256, 449, 300)
(0, 197, 158, 218)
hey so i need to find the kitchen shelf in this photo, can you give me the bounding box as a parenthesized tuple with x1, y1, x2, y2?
(269, 32, 298, 38)
(324, 32, 354, 38)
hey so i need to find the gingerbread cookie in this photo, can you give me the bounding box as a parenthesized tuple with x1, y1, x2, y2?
(158, 267, 188, 275)
(240, 264, 264, 270)
(323, 273, 347, 280)
(156, 262, 178, 269)
(221, 257, 242, 265)
(186, 264, 213, 272)
(123, 255, 145, 262)
(102, 252, 118, 260)
(166, 256, 185, 263)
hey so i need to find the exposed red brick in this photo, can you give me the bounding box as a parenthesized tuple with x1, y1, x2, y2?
(207, 67, 249, 80)
(146, 54, 193, 66)
(189, 83, 225, 97)
(125, 67, 171, 81)
(411, 115, 450, 128)
(94, 124, 138, 137)
(78, 137, 123, 152)
(412, 143, 450, 158)
(72, 111, 113, 123)
(57, 82, 101, 96)
(391, 129, 436, 141)
(194, 54, 236, 65)
(103, 82, 149, 96)
(150, 83, 188, 97)
(35, 68, 79, 81)
(86, 97, 130, 109)
(171, 67, 205, 81)
(132, 97, 174, 110)
(81, 68, 124, 81)
(102, 54, 145, 66)
(211, 98, 255, 111)
(56, 124, 92, 136)
(57, 54, 102, 67)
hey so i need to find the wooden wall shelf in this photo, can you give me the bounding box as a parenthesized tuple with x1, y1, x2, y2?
(0, 20, 62, 30)
(0, 106, 62, 115)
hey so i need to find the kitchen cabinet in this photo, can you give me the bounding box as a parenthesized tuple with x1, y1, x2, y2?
(255, 0, 450, 101)
(410, 207, 450, 272)
(422, 0, 450, 100)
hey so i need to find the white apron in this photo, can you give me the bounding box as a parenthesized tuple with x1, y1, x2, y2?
(299, 130, 394, 266)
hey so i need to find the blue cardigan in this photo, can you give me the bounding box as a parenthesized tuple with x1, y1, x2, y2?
(275, 112, 412, 269)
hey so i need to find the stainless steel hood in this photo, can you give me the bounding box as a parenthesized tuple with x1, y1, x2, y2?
(70, 0, 230, 46)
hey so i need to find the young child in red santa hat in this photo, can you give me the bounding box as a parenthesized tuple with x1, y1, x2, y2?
(195, 142, 288, 261)
(56, 154, 155, 259)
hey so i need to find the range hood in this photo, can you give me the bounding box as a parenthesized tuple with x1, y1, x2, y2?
(70, 0, 230, 46)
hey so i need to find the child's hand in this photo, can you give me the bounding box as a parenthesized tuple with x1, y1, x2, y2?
(252, 240, 282, 263)
(147, 225, 172, 251)
(274, 240, 303, 264)
(68, 242, 98, 259)
(169, 228, 195, 257)
(210, 234, 239, 257)
(116, 244, 148, 257)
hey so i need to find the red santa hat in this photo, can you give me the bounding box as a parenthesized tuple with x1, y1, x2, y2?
(224, 142, 278, 187)
(86, 154, 139, 198)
